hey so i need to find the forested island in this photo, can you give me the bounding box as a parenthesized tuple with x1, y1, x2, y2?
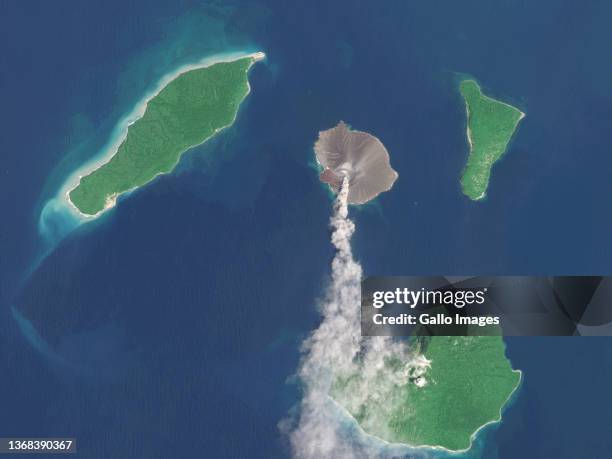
(68, 52, 264, 216)
(460, 79, 524, 200)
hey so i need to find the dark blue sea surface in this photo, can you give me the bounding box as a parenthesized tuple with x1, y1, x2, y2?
(2, 1, 612, 457)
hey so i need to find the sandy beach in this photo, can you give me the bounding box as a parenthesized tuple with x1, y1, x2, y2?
(62, 51, 266, 220)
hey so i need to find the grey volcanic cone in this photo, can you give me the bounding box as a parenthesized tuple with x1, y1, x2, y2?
(314, 121, 398, 204)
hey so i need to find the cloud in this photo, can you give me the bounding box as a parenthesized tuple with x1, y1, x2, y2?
(283, 180, 429, 458)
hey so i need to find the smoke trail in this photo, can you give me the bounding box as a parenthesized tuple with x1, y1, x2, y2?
(285, 179, 428, 458)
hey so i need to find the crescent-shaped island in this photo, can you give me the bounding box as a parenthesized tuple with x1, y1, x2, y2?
(68, 52, 265, 217)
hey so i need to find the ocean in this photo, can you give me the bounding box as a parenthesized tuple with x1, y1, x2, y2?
(2, 1, 612, 457)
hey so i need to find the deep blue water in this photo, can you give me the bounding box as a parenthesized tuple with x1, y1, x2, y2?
(2, 1, 612, 457)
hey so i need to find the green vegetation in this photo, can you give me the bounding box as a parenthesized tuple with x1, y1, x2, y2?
(460, 79, 524, 200)
(69, 55, 261, 216)
(332, 336, 521, 452)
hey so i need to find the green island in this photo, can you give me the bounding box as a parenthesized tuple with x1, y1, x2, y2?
(68, 52, 264, 216)
(460, 79, 524, 200)
(332, 336, 521, 452)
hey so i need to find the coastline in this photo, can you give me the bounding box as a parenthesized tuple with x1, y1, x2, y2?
(461, 80, 525, 202)
(462, 78, 526, 119)
(62, 51, 265, 220)
(329, 366, 523, 455)
(313, 124, 399, 205)
(462, 84, 526, 154)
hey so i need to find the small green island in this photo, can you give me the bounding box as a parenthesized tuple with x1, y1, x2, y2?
(332, 336, 521, 452)
(460, 79, 524, 200)
(68, 52, 264, 216)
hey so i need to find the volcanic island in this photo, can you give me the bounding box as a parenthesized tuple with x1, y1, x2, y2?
(314, 121, 398, 204)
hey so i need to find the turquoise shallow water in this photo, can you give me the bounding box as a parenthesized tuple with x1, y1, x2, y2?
(2, 1, 612, 458)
